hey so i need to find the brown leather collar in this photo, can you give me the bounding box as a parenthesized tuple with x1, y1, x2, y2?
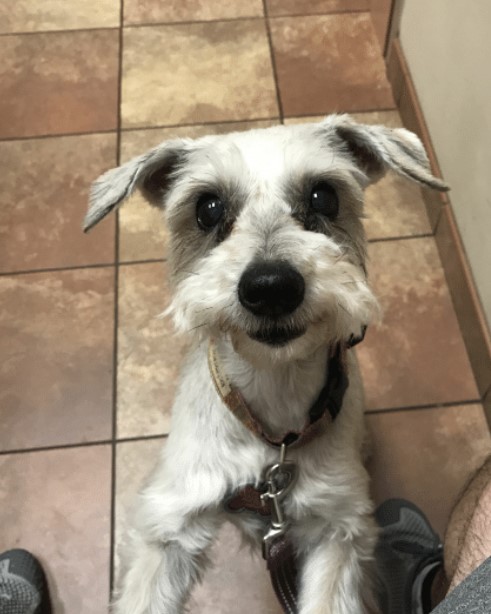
(208, 339, 350, 450)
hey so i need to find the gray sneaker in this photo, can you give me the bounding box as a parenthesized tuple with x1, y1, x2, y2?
(375, 499, 444, 614)
(0, 549, 51, 614)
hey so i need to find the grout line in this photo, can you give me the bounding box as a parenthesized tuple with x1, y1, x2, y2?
(2, 401, 485, 453)
(367, 232, 434, 244)
(109, 4, 125, 593)
(366, 398, 482, 416)
(283, 107, 399, 121)
(123, 15, 264, 30)
(0, 259, 168, 279)
(0, 397, 483, 456)
(0, 439, 113, 456)
(120, 116, 281, 134)
(0, 233, 443, 281)
(0, 10, 371, 39)
(122, 10, 370, 30)
(0, 433, 169, 457)
(0, 233, 440, 280)
(0, 262, 115, 277)
(262, 1, 284, 121)
(381, 0, 396, 57)
(0, 118, 279, 145)
(0, 129, 116, 144)
(0, 106, 399, 147)
(267, 9, 369, 19)
(120, 107, 398, 133)
(119, 257, 166, 266)
(109, 222, 119, 594)
(117, 433, 169, 444)
(433, 202, 444, 235)
(0, 26, 119, 38)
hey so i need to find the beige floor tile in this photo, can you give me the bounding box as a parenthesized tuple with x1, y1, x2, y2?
(118, 199, 168, 263)
(114, 438, 280, 613)
(0, 133, 116, 273)
(124, 0, 263, 25)
(271, 13, 394, 117)
(0, 445, 111, 613)
(0, 268, 114, 451)
(117, 262, 187, 437)
(118, 120, 279, 262)
(0, 0, 119, 33)
(121, 21, 278, 129)
(0, 30, 119, 138)
(357, 237, 479, 410)
(364, 175, 431, 240)
(368, 404, 491, 536)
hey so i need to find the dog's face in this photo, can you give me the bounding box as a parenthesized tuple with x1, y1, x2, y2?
(85, 115, 447, 364)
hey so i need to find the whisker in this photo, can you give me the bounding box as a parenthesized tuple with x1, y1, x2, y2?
(336, 301, 351, 315)
(186, 322, 208, 333)
(195, 301, 235, 315)
(180, 302, 239, 334)
(194, 306, 216, 314)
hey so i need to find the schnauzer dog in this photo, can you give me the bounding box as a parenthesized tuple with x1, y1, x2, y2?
(85, 115, 447, 614)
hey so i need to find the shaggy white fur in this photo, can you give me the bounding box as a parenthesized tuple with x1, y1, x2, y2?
(85, 115, 448, 614)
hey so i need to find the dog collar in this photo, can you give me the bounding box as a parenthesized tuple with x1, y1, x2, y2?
(207, 339, 350, 450)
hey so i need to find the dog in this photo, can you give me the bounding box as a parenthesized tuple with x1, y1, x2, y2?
(84, 115, 447, 614)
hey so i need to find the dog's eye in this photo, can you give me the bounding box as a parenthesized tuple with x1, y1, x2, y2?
(310, 182, 339, 219)
(196, 194, 225, 230)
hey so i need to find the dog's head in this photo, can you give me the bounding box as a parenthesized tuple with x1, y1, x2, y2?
(85, 115, 448, 364)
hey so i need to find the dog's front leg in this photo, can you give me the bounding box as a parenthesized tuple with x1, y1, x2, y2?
(297, 517, 379, 614)
(114, 474, 223, 614)
(114, 520, 217, 614)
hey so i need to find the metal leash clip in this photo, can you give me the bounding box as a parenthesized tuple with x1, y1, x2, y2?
(261, 443, 298, 559)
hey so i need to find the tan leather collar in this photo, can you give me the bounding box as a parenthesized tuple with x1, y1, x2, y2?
(208, 339, 349, 450)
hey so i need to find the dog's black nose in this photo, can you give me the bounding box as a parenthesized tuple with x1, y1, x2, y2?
(238, 260, 305, 317)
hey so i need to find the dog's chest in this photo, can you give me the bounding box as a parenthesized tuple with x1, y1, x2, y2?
(221, 344, 330, 435)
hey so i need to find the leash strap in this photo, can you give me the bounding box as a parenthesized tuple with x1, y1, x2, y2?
(267, 534, 299, 614)
(225, 481, 299, 614)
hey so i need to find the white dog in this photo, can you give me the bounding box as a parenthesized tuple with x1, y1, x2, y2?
(85, 115, 447, 614)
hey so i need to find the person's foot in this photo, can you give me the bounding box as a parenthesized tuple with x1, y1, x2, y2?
(375, 499, 445, 614)
(0, 549, 51, 614)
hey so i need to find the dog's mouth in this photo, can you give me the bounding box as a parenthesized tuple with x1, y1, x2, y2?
(248, 325, 306, 347)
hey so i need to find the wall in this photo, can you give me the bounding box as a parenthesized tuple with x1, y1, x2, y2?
(399, 0, 491, 329)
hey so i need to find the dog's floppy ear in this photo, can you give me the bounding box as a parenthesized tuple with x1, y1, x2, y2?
(83, 138, 190, 232)
(323, 114, 449, 192)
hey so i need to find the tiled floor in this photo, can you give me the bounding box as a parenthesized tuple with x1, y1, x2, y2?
(0, 2, 489, 613)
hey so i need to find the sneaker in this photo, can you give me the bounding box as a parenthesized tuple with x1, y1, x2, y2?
(375, 499, 444, 614)
(0, 549, 51, 614)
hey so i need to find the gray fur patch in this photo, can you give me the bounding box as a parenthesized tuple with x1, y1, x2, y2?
(284, 170, 367, 269)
